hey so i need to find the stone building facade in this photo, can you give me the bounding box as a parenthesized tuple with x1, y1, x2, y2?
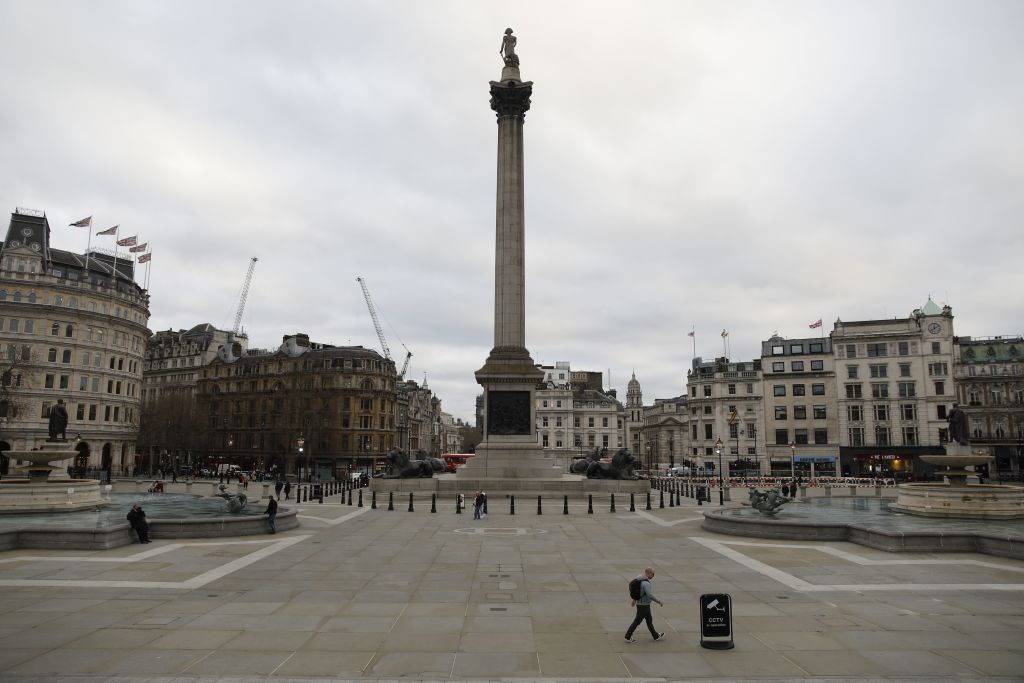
(954, 335, 1024, 476)
(685, 357, 763, 477)
(761, 335, 839, 477)
(0, 208, 148, 476)
(195, 334, 398, 479)
(535, 362, 623, 467)
(833, 299, 954, 478)
(639, 396, 687, 472)
(143, 324, 242, 402)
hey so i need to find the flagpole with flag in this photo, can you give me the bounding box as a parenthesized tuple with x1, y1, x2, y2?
(809, 318, 824, 338)
(68, 216, 93, 276)
(112, 232, 137, 293)
(687, 327, 695, 361)
(721, 329, 729, 358)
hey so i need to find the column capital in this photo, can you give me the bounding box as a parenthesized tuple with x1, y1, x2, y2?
(489, 80, 533, 120)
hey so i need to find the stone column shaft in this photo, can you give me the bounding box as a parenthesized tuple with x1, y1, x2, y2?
(494, 113, 526, 350)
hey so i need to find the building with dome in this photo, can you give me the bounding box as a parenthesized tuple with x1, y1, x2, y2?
(0, 208, 149, 477)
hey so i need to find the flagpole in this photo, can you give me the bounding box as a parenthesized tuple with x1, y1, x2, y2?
(111, 226, 120, 301)
(83, 218, 93, 277)
(691, 327, 696, 362)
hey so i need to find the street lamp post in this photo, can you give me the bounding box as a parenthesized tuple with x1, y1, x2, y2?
(296, 435, 306, 482)
(790, 441, 796, 484)
(715, 438, 724, 505)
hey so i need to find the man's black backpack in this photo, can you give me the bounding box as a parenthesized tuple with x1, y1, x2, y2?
(628, 577, 647, 600)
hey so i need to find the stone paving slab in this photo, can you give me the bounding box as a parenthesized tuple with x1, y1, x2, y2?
(0, 501, 1023, 681)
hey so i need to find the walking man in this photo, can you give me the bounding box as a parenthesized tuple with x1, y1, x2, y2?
(625, 566, 665, 642)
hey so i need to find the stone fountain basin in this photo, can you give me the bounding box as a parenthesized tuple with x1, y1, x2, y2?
(920, 454, 991, 469)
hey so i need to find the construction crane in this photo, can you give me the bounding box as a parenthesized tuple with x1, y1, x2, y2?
(357, 276, 412, 380)
(232, 257, 258, 337)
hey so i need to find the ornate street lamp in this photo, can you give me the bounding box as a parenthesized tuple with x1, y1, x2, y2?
(296, 435, 306, 481)
(715, 437, 724, 505)
(790, 441, 796, 484)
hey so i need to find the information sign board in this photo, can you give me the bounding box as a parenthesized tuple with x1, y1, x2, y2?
(699, 593, 734, 650)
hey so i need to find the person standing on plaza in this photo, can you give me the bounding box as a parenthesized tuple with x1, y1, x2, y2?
(275, 479, 284, 499)
(625, 566, 665, 642)
(284, 481, 292, 500)
(473, 491, 483, 519)
(126, 504, 151, 544)
(264, 496, 278, 534)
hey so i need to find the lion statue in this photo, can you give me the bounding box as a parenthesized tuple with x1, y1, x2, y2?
(570, 446, 605, 475)
(379, 448, 434, 479)
(414, 448, 447, 474)
(585, 447, 640, 480)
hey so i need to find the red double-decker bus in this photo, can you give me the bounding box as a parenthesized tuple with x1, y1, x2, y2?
(440, 453, 475, 473)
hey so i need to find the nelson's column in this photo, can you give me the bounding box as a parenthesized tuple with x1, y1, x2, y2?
(460, 29, 549, 479)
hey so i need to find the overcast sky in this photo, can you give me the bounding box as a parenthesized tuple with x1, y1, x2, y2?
(2, 0, 1022, 422)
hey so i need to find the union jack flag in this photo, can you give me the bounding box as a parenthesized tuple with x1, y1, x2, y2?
(129, 243, 148, 253)
(116, 235, 138, 247)
(96, 225, 118, 236)
(69, 216, 92, 227)
(137, 252, 152, 263)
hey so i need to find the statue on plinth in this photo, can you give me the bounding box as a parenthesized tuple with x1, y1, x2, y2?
(584, 448, 640, 480)
(380, 448, 434, 478)
(499, 28, 519, 66)
(946, 403, 969, 446)
(46, 399, 69, 441)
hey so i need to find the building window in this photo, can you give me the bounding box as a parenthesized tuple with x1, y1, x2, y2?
(729, 423, 738, 438)
(875, 426, 891, 446)
(47, 348, 56, 362)
(588, 417, 595, 428)
(746, 383, 754, 394)
(794, 405, 807, 419)
(814, 428, 828, 444)
(846, 384, 862, 399)
(932, 341, 941, 354)
(810, 360, 823, 371)
(542, 434, 549, 447)
(845, 344, 857, 358)
(900, 403, 916, 421)
(704, 423, 713, 439)
(772, 362, 785, 372)
(774, 406, 787, 420)
(773, 385, 786, 397)
(61, 350, 71, 363)
(873, 404, 890, 421)
(792, 384, 806, 396)
(775, 429, 789, 445)
(898, 341, 909, 356)
(809, 342, 823, 353)
(847, 365, 858, 379)
(867, 343, 888, 357)
(703, 385, 711, 397)
(898, 363, 911, 377)
(898, 382, 916, 398)
(791, 361, 804, 371)
(772, 345, 784, 355)
(869, 364, 888, 378)
(813, 405, 826, 419)
(849, 427, 865, 446)
(794, 428, 808, 445)
(727, 383, 737, 394)
(44, 373, 54, 388)
(50, 322, 59, 336)
(790, 344, 804, 354)
(811, 383, 825, 395)
(928, 362, 948, 376)
(871, 383, 889, 398)
(541, 417, 548, 427)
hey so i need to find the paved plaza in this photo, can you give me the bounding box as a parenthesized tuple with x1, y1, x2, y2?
(0, 493, 1022, 682)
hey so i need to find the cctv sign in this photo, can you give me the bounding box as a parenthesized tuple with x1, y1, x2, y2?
(699, 593, 734, 650)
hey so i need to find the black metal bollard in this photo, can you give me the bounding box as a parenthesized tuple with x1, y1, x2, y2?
(669, 489, 675, 507)
(371, 490, 377, 509)
(659, 489, 665, 508)
(407, 492, 414, 512)
(537, 495, 542, 516)
(646, 491, 652, 511)
(629, 493, 636, 512)
(587, 494, 594, 514)
(347, 488, 353, 506)
(675, 489, 681, 507)
(387, 491, 394, 511)
(483, 497, 488, 515)
(563, 495, 569, 515)
(610, 494, 616, 513)
(510, 495, 515, 515)
(358, 489, 363, 507)
(456, 494, 462, 514)
(698, 486, 703, 506)
(319, 487, 324, 504)
(430, 493, 437, 513)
